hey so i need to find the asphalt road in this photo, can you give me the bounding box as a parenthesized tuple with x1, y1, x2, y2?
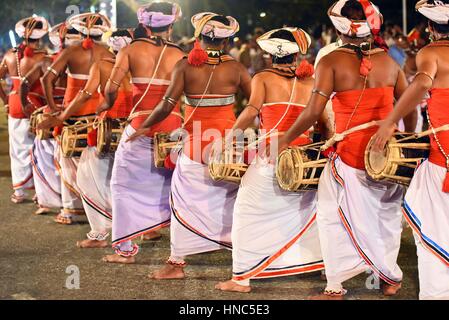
(0, 109, 420, 300)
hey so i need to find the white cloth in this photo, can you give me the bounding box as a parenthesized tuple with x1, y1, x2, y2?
(317, 156, 404, 290)
(231, 158, 324, 284)
(77, 147, 113, 240)
(403, 161, 449, 300)
(54, 142, 83, 215)
(31, 138, 62, 208)
(257, 28, 312, 57)
(170, 152, 238, 257)
(416, 0, 449, 25)
(8, 117, 34, 191)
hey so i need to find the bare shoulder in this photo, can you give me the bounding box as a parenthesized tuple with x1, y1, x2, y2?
(416, 45, 439, 60)
(316, 52, 336, 69)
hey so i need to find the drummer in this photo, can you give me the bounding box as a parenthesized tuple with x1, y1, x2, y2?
(373, 0, 449, 300)
(215, 27, 327, 293)
(38, 29, 134, 248)
(41, 12, 112, 225)
(19, 22, 80, 216)
(275, 0, 416, 299)
(127, 12, 251, 279)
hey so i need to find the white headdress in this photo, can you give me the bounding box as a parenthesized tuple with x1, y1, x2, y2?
(257, 27, 311, 57)
(191, 12, 240, 39)
(67, 13, 111, 37)
(15, 16, 50, 40)
(137, 2, 182, 28)
(416, 0, 449, 25)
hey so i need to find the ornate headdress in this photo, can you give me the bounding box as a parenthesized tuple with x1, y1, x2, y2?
(107, 31, 133, 53)
(67, 13, 111, 49)
(15, 16, 49, 40)
(191, 12, 239, 39)
(257, 27, 311, 58)
(416, 0, 449, 25)
(137, 2, 182, 28)
(49, 22, 81, 49)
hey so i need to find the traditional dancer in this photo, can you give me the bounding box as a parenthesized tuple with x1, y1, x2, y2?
(102, 2, 184, 264)
(216, 28, 326, 293)
(277, 0, 415, 299)
(20, 22, 79, 215)
(41, 12, 112, 225)
(373, 0, 449, 300)
(0, 16, 49, 204)
(128, 12, 251, 278)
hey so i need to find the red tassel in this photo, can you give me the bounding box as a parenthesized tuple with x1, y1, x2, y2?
(321, 146, 336, 159)
(87, 129, 98, 147)
(82, 38, 94, 50)
(188, 39, 208, 67)
(164, 154, 177, 170)
(295, 60, 315, 79)
(443, 171, 449, 193)
(360, 57, 372, 77)
(53, 126, 63, 138)
(24, 46, 34, 58)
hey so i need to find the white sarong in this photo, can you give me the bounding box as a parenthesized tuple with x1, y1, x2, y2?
(111, 126, 172, 254)
(31, 138, 62, 208)
(403, 161, 449, 300)
(54, 142, 84, 215)
(8, 117, 34, 191)
(317, 156, 404, 291)
(170, 152, 238, 257)
(77, 147, 113, 241)
(232, 158, 324, 284)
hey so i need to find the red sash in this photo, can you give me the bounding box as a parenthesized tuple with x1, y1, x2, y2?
(64, 76, 100, 116)
(427, 89, 449, 169)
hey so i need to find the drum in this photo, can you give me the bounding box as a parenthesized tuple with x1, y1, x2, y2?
(61, 117, 94, 158)
(365, 132, 430, 186)
(276, 142, 328, 192)
(35, 113, 53, 140)
(154, 132, 181, 168)
(208, 129, 257, 184)
(97, 118, 126, 156)
(29, 108, 43, 134)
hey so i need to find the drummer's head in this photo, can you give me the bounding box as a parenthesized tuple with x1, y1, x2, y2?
(200, 15, 232, 48)
(428, 20, 449, 38)
(269, 29, 297, 65)
(341, 0, 365, 21)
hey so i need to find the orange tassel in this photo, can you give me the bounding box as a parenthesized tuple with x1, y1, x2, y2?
(87, 129, 98, 147)
(82, 38, 94, 50)
(295, 60, 314, 79)
(360, 57, 372, 77)
(188, 39, 208, 67)
(53, 126, 63, 138)
(164, 154, 177, 170)
(24, 46, 34, 58)
(443, 171, 449, 193)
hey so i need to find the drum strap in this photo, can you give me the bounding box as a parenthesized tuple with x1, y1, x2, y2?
(126, 44, 168, 123)
(320, 120, 379, 151)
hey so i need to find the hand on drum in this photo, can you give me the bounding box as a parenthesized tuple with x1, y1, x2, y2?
(372, 120, 397, 152)
(126, 128, 148, 143)
(23, 104, 35, 118)
(266, 136, 289, 163)
(96, 101, 111, 115)
(37, 114, 63, 130)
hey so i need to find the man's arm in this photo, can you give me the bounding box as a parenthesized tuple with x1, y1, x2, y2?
(127, 60, 186, 141)
(278, 57, 334, 151)
(104, 48, 129, 109)
(373, 48, 436, 150)
(42, 48, 70, 112)
(20, 63, 45, 116)
(394, 68, 417, 132)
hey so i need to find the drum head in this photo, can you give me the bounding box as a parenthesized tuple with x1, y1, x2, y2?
(368, 145, 389, 174)
(61, 127, 71, 157)
(276, 148, 304, 191)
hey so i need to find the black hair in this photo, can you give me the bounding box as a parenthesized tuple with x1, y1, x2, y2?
(134, 23, 149, 39)
(23, 19, 44, 43)
(146, 2, 173, 33)
(341, 0, 366, 20)
(111, 29, 133, 38)
(269, 29, 296, 65)
(67, 27, 80, 35)
(200, 15, 231, 46)
(429, 20, 449, 35)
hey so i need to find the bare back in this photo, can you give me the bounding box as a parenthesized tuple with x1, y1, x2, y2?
(258, 72, 314, 105)
(98, 59, 131, 94)
(425, 46, 449, 89)
(3, 49, 47, 78)
(66, 42, 113, 75)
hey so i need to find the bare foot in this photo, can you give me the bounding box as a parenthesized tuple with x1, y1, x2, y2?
(142, 231, 162, 241)
(35, 207, 52, 215)
(102, 254, 136, 264)
(215, 280, 251, 293)
(32, 194, 38, 204)
(382, 282, 402, 296)
(54, 214, 73, 225)
(11, 194, 25, 204)
(151, 264, 185, 280)
(77, 239, 108, 249)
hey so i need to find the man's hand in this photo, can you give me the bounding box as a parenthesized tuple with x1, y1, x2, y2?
(96, 101, 111, 115)
(37, 114, 64, 130)
(49, 104, 63, 113)
(4, 104, 9, 114)
(23, 104, 35, 118)
(371, 120, 397, 152)
(266, 136, 289, 163)
(126, 128, 149, 143)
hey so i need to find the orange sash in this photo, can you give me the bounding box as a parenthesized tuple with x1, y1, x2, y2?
(427, 89, 449, 169)
(260, 103, 311, 146)
(130, 83, 181, 137)
(27, 82, 45, 110)
(64, 76, 100, 116)
(333, 87, 394, 169)
(184, 96, 236, 163)
(8, 78, 25, 119)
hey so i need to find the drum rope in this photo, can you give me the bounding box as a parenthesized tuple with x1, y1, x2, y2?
(320, 120, 379, 151)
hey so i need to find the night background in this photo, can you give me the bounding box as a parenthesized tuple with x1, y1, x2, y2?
(0, 0, 426, 48)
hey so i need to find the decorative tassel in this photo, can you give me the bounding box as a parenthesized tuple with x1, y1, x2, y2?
(53, 126, 63, 138)
(164, 154, 177, 170)
(360, 57, 372, 77)
(321, 146, 336, 159)
(443, 171, 449, 193)
(82, 38, 94, 50)
(87, 129, 98, 147)
(188, 39, 208, 67)
(24, 46, 34, 58)
(295, 60, 314, 79)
